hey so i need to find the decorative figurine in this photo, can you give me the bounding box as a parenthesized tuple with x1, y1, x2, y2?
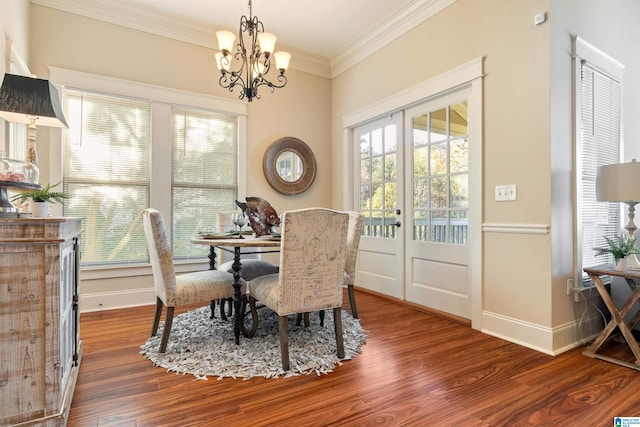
(236, 197, 281, 236)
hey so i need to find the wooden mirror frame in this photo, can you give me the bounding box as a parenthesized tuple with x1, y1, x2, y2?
(263, 137, 316, 195)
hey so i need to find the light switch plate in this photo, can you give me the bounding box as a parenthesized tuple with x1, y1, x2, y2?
(495, 184, 517, 201)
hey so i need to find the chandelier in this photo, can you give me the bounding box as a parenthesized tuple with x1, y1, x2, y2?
(215, 0, 291, 102)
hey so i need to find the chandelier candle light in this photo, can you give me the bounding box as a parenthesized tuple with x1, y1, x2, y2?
(215, 0, 291, 102)
(596, 159, 640, 269)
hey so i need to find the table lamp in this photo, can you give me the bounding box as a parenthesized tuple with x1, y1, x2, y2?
(0, 73, 68, 166)
(596, 159, 640, 269)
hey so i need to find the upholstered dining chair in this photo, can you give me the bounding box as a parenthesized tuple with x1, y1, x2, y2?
(142, 208, 239, 353)
(297, 210, 364, 327)
(247, 207, 349, 371)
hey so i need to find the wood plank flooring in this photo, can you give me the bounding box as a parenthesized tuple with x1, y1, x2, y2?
(68, 290, 640, 426)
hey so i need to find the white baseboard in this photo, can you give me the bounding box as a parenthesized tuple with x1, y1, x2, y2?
(79, 288, 156, 313)
(481, 310, 602, 355)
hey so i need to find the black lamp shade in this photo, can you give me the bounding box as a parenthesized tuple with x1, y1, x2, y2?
(0, 73, 68, 128)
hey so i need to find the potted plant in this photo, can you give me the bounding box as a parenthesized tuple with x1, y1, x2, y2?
(593, 234, 640, 270)
(11, 182, 73, 217)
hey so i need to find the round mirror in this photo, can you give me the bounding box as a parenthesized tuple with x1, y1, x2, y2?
(263, 137, 316, 195)
(276, 150, 303, 182)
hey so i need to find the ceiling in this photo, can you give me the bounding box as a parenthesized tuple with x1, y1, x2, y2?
(33, 0, 456, 77)
(124, 0, 412, 60)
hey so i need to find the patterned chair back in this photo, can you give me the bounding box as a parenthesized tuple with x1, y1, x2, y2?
(275, 208, 349, 316)
(345, 211, 364, 286)
(142, 208, 176, 305)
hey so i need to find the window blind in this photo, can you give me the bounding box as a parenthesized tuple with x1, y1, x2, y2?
(63, 89, 151, 266)
(578, 62, 622, 284)
(171, 106, 238, 258)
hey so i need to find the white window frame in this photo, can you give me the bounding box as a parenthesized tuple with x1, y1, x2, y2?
(573, 36, 625, 288)
(48, 67, 247, 279)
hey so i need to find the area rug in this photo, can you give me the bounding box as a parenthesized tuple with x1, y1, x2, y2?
(140, 305, 367, 380)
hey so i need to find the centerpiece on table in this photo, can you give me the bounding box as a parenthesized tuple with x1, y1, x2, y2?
(236, 197, 281, 236)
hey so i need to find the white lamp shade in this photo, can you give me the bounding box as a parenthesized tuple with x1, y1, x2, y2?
(258, 32, 277, 54)
(596, 160, 640, 202)
(216, 30, 236, 53)
(274, 51, 291, 71)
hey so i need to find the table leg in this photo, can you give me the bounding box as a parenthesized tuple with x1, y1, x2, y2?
(207, 245, 217, 270)
(232, 246, 244, 344)
(585, 273, 640, 365)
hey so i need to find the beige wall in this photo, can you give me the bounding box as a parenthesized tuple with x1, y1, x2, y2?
(28, 4, 331, 308)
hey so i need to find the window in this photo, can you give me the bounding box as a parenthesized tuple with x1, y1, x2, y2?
(172, 107, 238, 258)
(63, 90, 151, 266)
(574, 37, 624, 286)
(53, 68, 247, 270)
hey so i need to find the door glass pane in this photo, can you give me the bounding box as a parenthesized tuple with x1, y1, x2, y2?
(430, 143, 447, 175)
(371, 128, 383, 155)
(412, 101, 468, 245)
(384, 125, 397, 152)
(430, 108, 447, 143)
(413, 210, 428, 240)
(450, 138, 468, 173)
(384, 153, 396, 181)
(430, 210, 447, 242)
(371, 157, 383, 182)
(413, 178, 429, 208)
(450, 210, 468, 244)
(450, 174, 468, 208)
(450, 102, 468, 137)
(413, 115, 428, 146)
(413, 146, 428, 176)
(430, 177, 447, 209)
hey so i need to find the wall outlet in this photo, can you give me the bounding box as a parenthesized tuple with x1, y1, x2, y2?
(495, 184, 517, 201)
(566, 278, 573, 295)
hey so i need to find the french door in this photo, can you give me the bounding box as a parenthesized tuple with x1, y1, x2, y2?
(354, 88, 472, 319)
(353, 114, 404, 299)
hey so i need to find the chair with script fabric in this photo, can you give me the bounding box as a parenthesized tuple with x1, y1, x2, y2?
(297, 210, 364, 327)
(211, 211, 280, 318)
(142, 208, 239, 353)
(247, 207, 349, 371)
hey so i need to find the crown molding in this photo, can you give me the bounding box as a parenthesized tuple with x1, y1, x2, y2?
(31, 0, 332, 78)
(330, 0, 458, 78)
(30, 0, 455, 79)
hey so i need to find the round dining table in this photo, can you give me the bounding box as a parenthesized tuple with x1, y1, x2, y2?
(190, 235, 281, 344)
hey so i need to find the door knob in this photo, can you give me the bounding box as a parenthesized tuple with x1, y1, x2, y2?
(394, 221, 401, 228)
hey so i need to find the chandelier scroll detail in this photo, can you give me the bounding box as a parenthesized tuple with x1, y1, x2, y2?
(215, 0, 291, 102)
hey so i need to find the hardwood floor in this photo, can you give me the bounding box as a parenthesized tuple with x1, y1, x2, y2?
(68, 290, 640, 426)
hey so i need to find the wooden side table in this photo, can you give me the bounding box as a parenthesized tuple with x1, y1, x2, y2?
(583, 264, 640, 370)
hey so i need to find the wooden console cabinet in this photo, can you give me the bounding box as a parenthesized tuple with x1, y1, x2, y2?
(0, 217, 82, 426)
